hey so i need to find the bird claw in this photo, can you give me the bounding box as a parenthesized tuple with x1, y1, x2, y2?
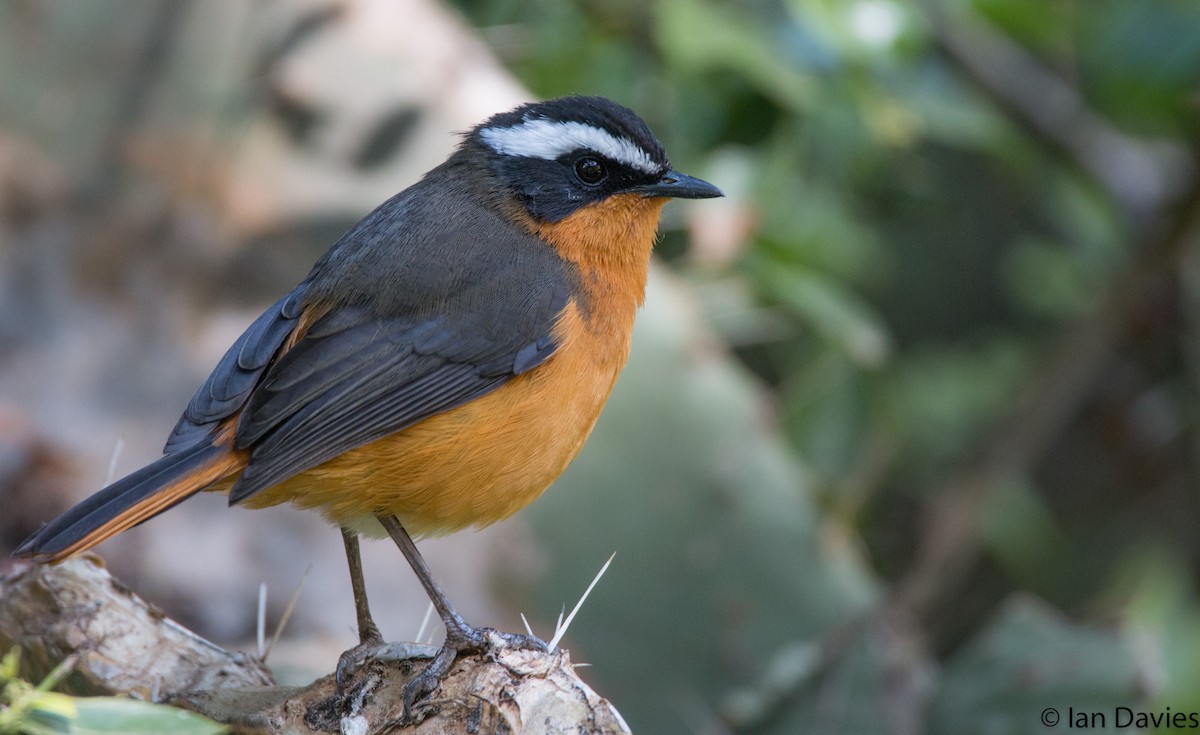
(400, 625, 549, 719)
(402, 642, 458, 717)
(336, 618, 550, 720)
(482, 628, 548, 652)
(335, 635, 386, 694)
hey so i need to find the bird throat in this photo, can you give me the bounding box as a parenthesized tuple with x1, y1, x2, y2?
(523, 193, 667, 334)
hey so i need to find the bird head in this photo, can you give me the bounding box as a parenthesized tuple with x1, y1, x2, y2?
(464, 96, 723, 224)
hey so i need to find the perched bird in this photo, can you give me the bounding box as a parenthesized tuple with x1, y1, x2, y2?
(15, 95, 722, 703)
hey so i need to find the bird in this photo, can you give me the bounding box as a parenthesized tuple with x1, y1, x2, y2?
(14, 95, 722, 705)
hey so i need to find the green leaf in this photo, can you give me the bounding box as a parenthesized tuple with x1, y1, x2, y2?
(751, 260, 891, 368)
(980, 476, 1068, 588)
(656, 0, 817, 111)
(884, 338, 1031, 467)
(1001, 237, 1098, 318)
(1112, 549, 1200, 716)
(783, 355, 870, 479)
(22, 691, 78, 734)
(930, 596, 1144, 735)
(68, 699, 226, 735)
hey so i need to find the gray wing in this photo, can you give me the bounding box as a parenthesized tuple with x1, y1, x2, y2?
(163, 287, 308, 453)
(225, 294, 563, 503)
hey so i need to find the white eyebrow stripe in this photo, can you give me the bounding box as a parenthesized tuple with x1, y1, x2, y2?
(479, 118, 660, 175)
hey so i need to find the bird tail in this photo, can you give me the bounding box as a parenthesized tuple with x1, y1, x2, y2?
(13, 441, 242, 562)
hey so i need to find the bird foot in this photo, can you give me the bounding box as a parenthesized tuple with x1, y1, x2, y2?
(337, 639, 445, 694)
(402, 625, 548, 717)
(335, 633, 387, 694)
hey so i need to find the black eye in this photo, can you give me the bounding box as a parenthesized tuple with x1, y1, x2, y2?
(574, 157, 607, 185)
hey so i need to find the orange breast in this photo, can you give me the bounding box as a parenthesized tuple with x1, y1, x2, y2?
(242, 301, 628, 536)
(239, 192, 666, 538)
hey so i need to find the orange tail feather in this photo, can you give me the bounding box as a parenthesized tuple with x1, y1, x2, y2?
(13, 441, 244, 562)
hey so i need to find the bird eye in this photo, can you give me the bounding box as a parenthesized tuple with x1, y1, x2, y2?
(574, 157, 607, 185)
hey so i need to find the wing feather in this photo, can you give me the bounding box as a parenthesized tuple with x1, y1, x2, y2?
(163, 287, 308, 453)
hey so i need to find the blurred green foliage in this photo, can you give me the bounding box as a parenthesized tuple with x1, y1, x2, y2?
(0, 649, 225, 735)
(458, 0, 1200, 731)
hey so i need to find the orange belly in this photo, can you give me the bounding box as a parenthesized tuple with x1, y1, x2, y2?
(239, 301, 630, 538)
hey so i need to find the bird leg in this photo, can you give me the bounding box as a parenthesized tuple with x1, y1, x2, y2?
(374, 514, 546, 713)
(335, 528, 385, 691)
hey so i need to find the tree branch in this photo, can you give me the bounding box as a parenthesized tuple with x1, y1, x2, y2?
(0, 558, 631, 734)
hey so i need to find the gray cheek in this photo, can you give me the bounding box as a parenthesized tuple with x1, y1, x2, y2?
(523, 184, 591, 223)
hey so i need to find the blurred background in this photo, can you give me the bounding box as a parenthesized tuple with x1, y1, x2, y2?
(1, 0, 1199, 733)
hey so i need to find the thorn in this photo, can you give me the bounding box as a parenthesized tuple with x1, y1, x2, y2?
(105, 436, 125, 486)
(256, 583, 268, 657)
(263, 564, 310, 662)
(549, 552, 615, 650)
(414, 601, 435, 645)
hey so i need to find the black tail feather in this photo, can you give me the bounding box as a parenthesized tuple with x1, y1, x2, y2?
(13, 441, 226, 560)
